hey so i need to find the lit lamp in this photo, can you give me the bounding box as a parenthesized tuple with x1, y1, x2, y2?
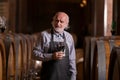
(80, 0, 87, 7)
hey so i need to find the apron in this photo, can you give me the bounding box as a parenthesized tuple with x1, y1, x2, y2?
(40, 29, 70, 80)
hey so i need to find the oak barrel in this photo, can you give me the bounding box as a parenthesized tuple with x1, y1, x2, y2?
(4, 33, 23, 80)
(0, 38, 6, 80)
(18, 34, 29, 79)
(4, 34, 16, 80)
(108, 46, 120, 80)
(84, 36, 120, 80)
(19, 34, 35, 79)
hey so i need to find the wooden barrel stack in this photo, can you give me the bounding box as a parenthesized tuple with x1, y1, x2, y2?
(0, 33, 35, 80)
(2, 32, 120, 80)
(84, 36, 120, 80)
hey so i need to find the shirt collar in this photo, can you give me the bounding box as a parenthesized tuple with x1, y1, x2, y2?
(53, 29, 64, 38)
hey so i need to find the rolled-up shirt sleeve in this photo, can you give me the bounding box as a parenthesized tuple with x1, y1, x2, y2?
(32, 33, 53, 61)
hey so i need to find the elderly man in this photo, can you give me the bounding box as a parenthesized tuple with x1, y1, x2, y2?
(33, 12, 77, 80)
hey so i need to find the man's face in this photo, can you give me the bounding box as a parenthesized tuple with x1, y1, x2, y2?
(52, 13, 68, 33)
